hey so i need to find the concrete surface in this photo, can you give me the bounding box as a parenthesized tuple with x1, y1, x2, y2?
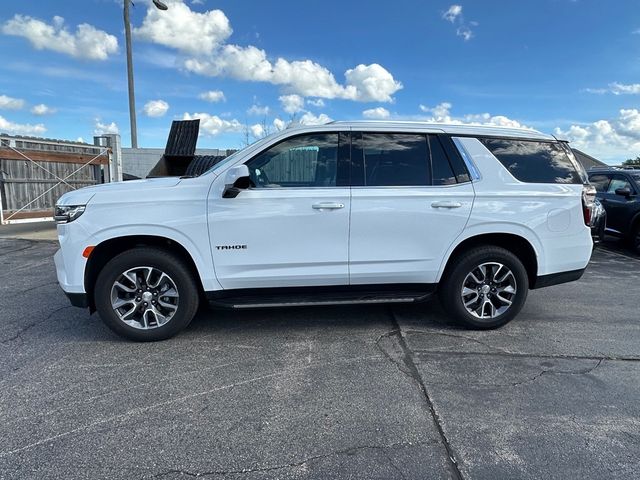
(0, 239, 638, 479)
(0, 221, 57, 241)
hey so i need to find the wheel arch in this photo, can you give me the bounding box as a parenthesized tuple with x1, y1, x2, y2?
(439, 232, 539, 287)
(84, 235, 206, 311)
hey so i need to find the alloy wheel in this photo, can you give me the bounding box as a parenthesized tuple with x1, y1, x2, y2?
(110, 266, 179, 330)
(461, 262, 517, 319)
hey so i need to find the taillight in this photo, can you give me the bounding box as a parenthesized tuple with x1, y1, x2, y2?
(582, 184, 596, 226)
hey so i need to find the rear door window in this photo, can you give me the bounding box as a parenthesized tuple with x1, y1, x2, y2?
(588, 174, 611, 192)
(480, 138, 582, 184)
(358, 133, 431, 186)
(428, 135, 457, 185)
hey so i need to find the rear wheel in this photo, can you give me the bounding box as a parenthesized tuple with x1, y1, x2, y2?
(632, 223, 640, 254)
(439, 246, 529, 329)
(94, 247, 199, 341)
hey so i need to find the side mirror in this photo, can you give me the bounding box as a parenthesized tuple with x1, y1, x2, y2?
(615, 187, 632, 198)
(223, 164, 251, 198)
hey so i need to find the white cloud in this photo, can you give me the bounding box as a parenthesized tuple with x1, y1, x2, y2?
(456, 26, 474, 41)
(76, 137, 85, 143)
(273, 118, 286, 131)
(307, 98, 325, 108)
(31, 103, 56, 116)
(555, 109, 640, 161)
(191, 0, 205, 4)
(363, 107, 390, 119)
(94, 120, 119, 135)
(585, 82, 640, 95)
(199, 90, 225, 102)
(183, 112, 242, 136)
(442, 5, 476, 41)
(134, 0, 231, 55)
(418, 102, 529, 129)
(136, 2, 401, 102)
(249, 123, 264, 138)
(279, 94, 305, 114)
(609, 82, 640, 95)
(247, 104, 269, 116)
(185, 50, 401, 101)
(2, 15, 118, 60)
(443, 5, 463, 22)
(343, 64, 402, 102)
(0, 94, 25, 110)
(0, 115, 46, 135)
(298, 112, 332, 125)
(143, 99, 169, 117)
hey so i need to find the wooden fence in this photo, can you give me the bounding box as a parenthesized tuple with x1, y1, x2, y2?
(0, 146, 110, 222)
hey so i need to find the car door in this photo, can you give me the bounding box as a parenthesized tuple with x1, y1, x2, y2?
(601, 174, 636, 234)
(349, 132, 474, 285)
(207, 131, 351, 289)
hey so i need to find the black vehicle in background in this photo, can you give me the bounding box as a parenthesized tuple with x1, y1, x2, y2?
(588, 167, 640, 253)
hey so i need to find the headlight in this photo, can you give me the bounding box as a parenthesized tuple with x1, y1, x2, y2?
(54, 205, 86, 224)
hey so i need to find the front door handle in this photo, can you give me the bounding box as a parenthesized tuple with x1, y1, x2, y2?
(431, 201, 463, 209)
(312, 202, 345, 210)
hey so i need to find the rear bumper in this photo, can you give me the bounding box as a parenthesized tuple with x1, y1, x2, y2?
(531, 268, 586, 289)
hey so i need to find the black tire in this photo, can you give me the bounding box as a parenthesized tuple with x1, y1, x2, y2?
(438, 246, 529, 329)
(94, 247, 200, 341)
(631, 222, 640, 255)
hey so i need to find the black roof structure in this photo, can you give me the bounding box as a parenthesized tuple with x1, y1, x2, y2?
(572, 148, 607, 170)
(164, 119, 200, 157)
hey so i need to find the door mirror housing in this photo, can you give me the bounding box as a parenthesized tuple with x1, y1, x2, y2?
(615, 187, 632, 198)
(223, 164, 251, 198)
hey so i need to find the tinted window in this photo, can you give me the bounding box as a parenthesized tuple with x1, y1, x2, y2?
(589, 174, 611, 192)
(480, 138, 582, 184)
(247, 133, 338, 188)
(429, 135, 457, 185)
(361, 133, 430, 186)
(607, 175, 633, 194)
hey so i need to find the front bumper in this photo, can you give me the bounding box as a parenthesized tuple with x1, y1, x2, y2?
(63, 291, 89, 308)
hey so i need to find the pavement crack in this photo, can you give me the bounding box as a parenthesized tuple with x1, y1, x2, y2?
(379, 309, 465, 480)
(1, 305, 72, 344)
(511, 358, 604, 387)
(411, 348, 640, 363)
(149, 442, 425, 478)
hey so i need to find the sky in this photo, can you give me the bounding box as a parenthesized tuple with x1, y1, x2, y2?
(0, 0, 639, 162)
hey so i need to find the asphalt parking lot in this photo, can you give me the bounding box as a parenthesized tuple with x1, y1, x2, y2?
(1, 236, 639, 479)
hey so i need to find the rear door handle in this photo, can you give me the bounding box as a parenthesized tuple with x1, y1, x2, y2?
(431, 201, 463, 209)
(312, 202, 345, 210)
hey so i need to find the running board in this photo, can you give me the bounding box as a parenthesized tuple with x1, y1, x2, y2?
(230, 297, 421, 309)
(206, 285, 437, 310)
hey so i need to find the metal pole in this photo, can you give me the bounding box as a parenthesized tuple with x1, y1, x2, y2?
(0, 180, 4, 225)
(124, 0, 138, 149)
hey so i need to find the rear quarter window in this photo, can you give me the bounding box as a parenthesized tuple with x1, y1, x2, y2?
(480, 138, 582, 184)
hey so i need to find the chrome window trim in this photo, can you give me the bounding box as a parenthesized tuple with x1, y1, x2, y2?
(452, 137, 482, 182)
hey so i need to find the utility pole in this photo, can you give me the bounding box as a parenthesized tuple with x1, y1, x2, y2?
(123, 0, 168, 149)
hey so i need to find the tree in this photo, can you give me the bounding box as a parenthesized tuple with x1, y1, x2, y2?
(623, 156, 640, 166)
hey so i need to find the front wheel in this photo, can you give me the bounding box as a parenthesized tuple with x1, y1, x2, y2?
(439, 246, 529, 329)
(94, 247, 200, 341)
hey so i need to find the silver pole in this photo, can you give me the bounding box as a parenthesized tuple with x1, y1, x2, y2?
(124, 0, 138, 149)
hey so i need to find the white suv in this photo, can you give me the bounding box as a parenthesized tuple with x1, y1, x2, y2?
(54, 122, 595, 341)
